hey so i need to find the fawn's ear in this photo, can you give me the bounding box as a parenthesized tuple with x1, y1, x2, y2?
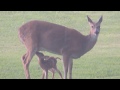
(87, 15, 93, 24)
(97, 15, 103, 25)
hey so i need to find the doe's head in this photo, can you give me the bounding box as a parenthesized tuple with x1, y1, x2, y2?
(87, 15, 103, 36)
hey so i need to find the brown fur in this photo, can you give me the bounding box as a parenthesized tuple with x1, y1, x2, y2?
(35, 52, 63, 79)
(18, 16, 103, 79)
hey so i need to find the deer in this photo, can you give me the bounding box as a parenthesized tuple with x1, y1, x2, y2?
(22, 52, 63, 79)
(18, 15, 103, 79)
(35, 52, 63, 79)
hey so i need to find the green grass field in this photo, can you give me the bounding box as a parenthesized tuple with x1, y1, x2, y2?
(0, 11, 120, 79)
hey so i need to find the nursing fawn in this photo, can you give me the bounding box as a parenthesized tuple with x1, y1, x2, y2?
(36, 52, 63, 79)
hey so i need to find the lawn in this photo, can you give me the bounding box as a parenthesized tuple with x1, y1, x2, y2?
(0, 11, 120, 79)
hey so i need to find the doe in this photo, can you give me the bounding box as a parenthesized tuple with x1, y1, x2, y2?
(19, 15, 103, 79)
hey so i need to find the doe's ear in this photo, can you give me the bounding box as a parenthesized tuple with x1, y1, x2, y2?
(97, 15, 103, 24)
(87, 15, 93, 24)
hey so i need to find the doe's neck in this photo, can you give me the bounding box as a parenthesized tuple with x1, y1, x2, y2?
(84, 32, 99, 53)
(89, 34, 98, 42)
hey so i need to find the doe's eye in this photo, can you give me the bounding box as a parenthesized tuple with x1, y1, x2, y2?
(91, 26, 94, 28)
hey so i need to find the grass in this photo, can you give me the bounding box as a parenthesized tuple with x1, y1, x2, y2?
(0, 11, 120, 79)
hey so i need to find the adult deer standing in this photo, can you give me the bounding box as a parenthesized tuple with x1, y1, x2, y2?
(18, 15, 103, 79)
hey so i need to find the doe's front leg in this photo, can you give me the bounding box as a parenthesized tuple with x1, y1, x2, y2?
(62, 54, 70, 79)
(68, 58, 73, 79)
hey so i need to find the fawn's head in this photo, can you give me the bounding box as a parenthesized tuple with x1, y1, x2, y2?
(87, 15, 103, 36)
(36, 52, 44, 59)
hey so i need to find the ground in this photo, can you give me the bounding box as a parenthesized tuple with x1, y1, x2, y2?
(0, 11, 120, 79)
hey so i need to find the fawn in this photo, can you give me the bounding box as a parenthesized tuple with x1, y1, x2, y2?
(36, 52, 63, 79)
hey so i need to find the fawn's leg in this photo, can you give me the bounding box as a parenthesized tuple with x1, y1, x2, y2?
(54, 66, 63, 79)
(45, 70, 48, 79)
(42, 70, 45, 79)
(51, 69, 55, 79)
